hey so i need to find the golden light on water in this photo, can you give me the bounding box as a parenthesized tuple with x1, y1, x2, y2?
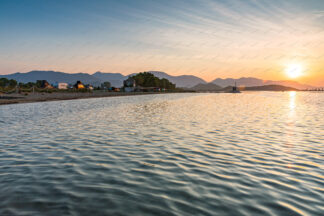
(289, 91, 296, 110)
(285, 63, 304, 79)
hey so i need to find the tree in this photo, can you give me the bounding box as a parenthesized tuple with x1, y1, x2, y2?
(101, 81, 111, 89)
(8, 79, 17, 87)
(130, 72, 176, 89)
(19, 82, 35, 88)
(0, 78, 17, 88)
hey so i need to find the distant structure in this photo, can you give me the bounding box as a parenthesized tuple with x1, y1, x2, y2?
(231, 82, 241, 93)
(58, 83, 68, 90)
(53, 82, 68, 89)
(85, 84, 94, 90)
(305, 88, 324, 91)
(123, 77, 136, 92)
(74, 81, 85, 89)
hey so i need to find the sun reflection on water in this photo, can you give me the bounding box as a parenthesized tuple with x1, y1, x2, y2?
(285, 91, 297, 169)
(289, 91, 296, 111)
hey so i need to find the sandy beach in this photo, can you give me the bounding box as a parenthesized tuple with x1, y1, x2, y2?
(0, 91, 169, 106)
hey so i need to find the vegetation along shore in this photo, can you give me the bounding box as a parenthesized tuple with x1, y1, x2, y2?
(0, 72, 190, 105)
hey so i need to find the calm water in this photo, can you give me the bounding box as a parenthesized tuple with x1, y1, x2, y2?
(0, 92, 323, 215)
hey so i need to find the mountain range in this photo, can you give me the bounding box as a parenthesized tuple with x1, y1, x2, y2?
(0, 71, 103, 87)
(219, 85, 298, 92)
(190, 83, 222, 91)
(92, 72, 125, 87)
(0, 70, 316, 90)
(211, 77, 314, 90)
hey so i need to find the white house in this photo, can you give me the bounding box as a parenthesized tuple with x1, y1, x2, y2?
(58, 83, 68, 89)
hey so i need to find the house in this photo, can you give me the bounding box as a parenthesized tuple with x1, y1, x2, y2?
(85, 84, 94, 90)
(58, 83, 68, 90)
(123, 77, 136, 92)
(53, 82, 68, 89)
(74, 81, 85, 89)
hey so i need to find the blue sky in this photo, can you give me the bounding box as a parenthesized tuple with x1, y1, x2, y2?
(1, 0, 323, 84)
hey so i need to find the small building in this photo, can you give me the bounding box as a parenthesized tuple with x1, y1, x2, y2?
(57, 83, 68, 90)
(123, 77, 136, 92)
(85, 84, 94, 90)
(74, 81, 85, 89)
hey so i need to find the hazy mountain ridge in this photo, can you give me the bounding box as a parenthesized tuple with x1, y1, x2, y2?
(0, 70, 316, 89)
(212, 77, 314, 90)
(190, 83, 222, 91)
(243, 85, 298, 91)
(263, 80, 314, 90)
(190, 83, 299, 92)
(0, 70, 103, 86)
(92, 72, 126, 87)
(212, 77, 264, 87)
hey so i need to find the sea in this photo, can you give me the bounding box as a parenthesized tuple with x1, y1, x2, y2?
(0, 92, 323, 215)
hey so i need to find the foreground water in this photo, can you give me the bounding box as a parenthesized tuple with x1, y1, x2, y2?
(0, 92, 323, 215)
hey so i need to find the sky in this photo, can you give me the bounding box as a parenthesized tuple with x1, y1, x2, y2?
(0, 0, 323, 85)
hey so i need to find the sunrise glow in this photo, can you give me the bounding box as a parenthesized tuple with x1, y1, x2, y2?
(285, 64, 304, 79)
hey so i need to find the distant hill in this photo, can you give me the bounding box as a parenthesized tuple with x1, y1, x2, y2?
(244, 85, 298, 91)
(92, 72, 126, 87)
(263, 80, 313, 90)
(212, 77, 313, 90)
(212, 77, 264, 87)
(221, 85, 298, 91)
(0, 70, 102, 86)
(190, 83, 222, 91)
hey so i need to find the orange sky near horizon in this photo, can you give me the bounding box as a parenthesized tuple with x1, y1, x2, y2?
(0, 57, 323, 86)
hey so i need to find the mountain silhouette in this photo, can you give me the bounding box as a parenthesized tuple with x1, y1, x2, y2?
(212, 77, 313, 90)
(190, 83, 222, 91)
(0, 70, 315, 89)
(92, 72, 126, 87)
(0, 70, 102, 86)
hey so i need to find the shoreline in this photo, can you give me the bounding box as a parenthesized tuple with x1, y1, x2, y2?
(0, 91, 179, 106)
(1, 90, 318, 106)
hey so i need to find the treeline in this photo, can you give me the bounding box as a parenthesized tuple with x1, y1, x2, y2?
(18, 80, 48, 88)
(130, 72, 176, 89)
(0, 78, 17, 89)
(0, 78, 45, 89)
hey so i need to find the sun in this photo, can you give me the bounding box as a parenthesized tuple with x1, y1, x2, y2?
(285, 63, 303, 78)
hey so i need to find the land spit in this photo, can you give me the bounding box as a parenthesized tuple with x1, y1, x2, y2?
(0, 91, 173, 106)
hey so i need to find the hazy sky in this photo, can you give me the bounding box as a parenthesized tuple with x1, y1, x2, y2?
(1, 0, 323, 85)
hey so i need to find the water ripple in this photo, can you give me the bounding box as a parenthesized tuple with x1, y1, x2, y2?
(0, 92, 323, 215)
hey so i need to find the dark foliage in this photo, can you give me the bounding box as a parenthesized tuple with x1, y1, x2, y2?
(130, 72, 176, 89)
(0, 78, 17, 88)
